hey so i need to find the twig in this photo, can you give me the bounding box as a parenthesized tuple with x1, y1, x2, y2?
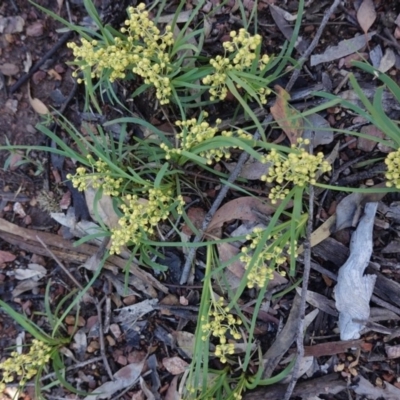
(283, 185, 314, 400)
(285, 0, 341, 93)
(8, 0, 20, 12)
(93, 296, 114, 381)
(9, 31, 73, 94)
(36, 235, 84, 290)
(282, 0, 342, 396)
(40, 356, 103, 382)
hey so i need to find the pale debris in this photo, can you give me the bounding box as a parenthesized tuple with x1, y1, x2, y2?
(335, 202, 378, 340)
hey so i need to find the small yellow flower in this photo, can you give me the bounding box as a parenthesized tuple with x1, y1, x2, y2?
(68, 4, 174, 104)
(0, 339, 52, 392)
(261, 140, 331, 204)
(385, 149, 400, 189)
(204, 29, 272, 103)
(240, 228, 297, 288)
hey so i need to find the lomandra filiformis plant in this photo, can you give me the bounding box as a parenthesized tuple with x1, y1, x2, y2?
(67, 4, 273, 106)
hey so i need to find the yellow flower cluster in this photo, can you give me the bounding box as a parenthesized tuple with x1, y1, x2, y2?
(0, 339, 52, 392)
(240, 227, 292, 289)
(202, 29, 271, 103)
(201, 297, 242, 363)
(160, 114, 252, 164)
(68, 3, 174, 104)
(67, 155, 123, 197)
(261, 139, 331, 204)
(385, 149, 400, 188)
(110, 188, 185, 254)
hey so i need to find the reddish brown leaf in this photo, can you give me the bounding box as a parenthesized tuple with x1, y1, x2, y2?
(207, 197, 277, 233)
(0, 63, 19, 76)
(164, 376, 180, 400)
(26, 21, 44, 37)
(162, 357, 188, 375)
(0, 250, 16, 263)
(270, 85, 304, 145)
(181, 207, 207, 235)
(8, 151, 24, 171)
(357, 0, 376, 34)
(357, 125, 384, 152)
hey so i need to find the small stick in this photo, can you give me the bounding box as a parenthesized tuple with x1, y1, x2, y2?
(285, 0, 342, 93)
(36, 235, 83, 290)
(93, 296, 114, 381)
(9, 31, 73, 94)
(283, 184, 314, 400)
(40, 356, 103, 382)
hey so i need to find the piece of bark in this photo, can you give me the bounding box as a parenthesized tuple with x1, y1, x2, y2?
(335, 202, 378, 340)
(243, 373, 346, 400)
(304, 339, 363, 357)
(368, 269, 400, 308)
(313, 236, 349, 265)
(0, 218, 168, 294)
(262, 294, 301, 379)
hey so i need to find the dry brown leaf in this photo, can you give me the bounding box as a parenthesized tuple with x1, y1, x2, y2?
(357, 125, 384, 152)
(223, 159, 270, 180)
(84, 361, 145, 400)
(84, 186, 119, 229)
(181, 207, 206, 235)
(8, 151, 24, 170)
(357, 0, 376, 34)
(338, 52, 368, 69)
(173, 331, 195, 359)
(26, 21, 44, 37)
(270, 85, 304, 145)
(164, 376, 180, 400)
(15, 263, 46, 281)
(207, 197, 277, 233)
(57, 0, 64, 14)
(0, 16, 25, 34)
(378, 48, 396, 73)
(12, 279, 40, 298)
(28, 83, 49, 115)
(297, 214, 336, 255)
(269, 4, 297, 21)
(162, 357, 189, 375)
(47, 68, 62, 80)
(0, 250, 16, 263)
(139, 377, 155, 400)
(0, 63, 19, 76)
